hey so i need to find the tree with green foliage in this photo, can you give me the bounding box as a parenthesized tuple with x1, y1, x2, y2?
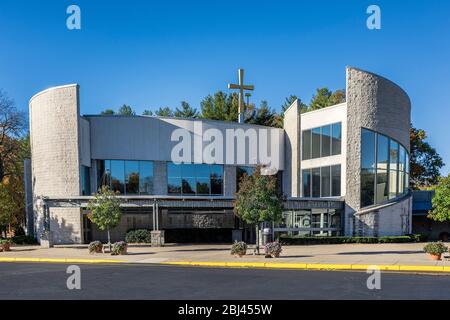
(274, 95, 308, 128)
(410, 126, 445, 189)
(100, 109, 115, 115)
(247, 100, 278, 127)
(175, 101, 199, 118)
(200, 91, 239, 122)
(117, 104, 136, 116)
(234, 166, 283, 254)
(309, 88, 345, 111)
(87, 186, 122, 250)
(155, 106, 174, 117)
(142, 109, 153, 116)
(428, 174, 450, 223)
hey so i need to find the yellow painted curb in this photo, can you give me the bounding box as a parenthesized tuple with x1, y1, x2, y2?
(164, 261, 450, 273)
(0, 257, 125, 264)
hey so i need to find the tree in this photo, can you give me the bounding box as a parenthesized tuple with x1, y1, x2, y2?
(0, 90, 26, 182)
(410, 126, 445, 189)
(117, 104, 136, 116)
(428, 174, 450, 222)
(247, 100, 277, 127)
(100, 109, 115, 115)
(155, 107, 174, 117)
(200, 91, 239, 122)
(142, 110, 153, 116)
(87, 186, 122, 250)
(309, 88, 345, 111)
(174, 101, 199, 118)
(234, 166, 283, 254)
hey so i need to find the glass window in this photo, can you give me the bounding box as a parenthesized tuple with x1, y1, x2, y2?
(311, 128, 321, 159)
(390, 140, 399, 171)
(331, 165, 341, 197)
(302, 130, 311, 160)
(110, 160, 125, 194)
(302, 169, 311, 197)
(331, 123, 342, 156)
(98, 160, 111, 189)
(361, 169, 375, 207)
(168, 162, 224, 196)
(375, 169, 388, 203)
(398, 170, 405, 195)
(81, 166, 91, 196)
(377, 134, 389, 171)
(388, 169, 398, 199)
(168, 163, 182, 194)
(125, 161, 139, 195)
(361, 129, 376, 169)
(210, 165, 224, 195)
(312, 168, 321, 197)
(139, 161, 153, 195)
(399, 146, 406, 172)
(320, 166, 331, 197)
(321, 125, 331, 158)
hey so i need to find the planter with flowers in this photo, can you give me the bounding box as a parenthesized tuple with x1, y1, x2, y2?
(423, 241, 447, 260)
(264, 241, 282, 258)
(88, 241, 103, 254)
(0, 239, 12, 252)
(111, 241, 128, 255)
(231, 241, 247, 257)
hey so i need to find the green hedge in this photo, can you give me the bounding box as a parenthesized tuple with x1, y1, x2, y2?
(125, 229, 152, 243)
(10, 235, 37, 245)
(278, 234, 426, 245)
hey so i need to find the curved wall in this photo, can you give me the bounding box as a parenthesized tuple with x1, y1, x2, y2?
(345, 67, 412, 235)
(29, 84, 83, 243)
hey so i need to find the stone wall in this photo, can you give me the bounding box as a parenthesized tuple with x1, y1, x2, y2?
(29, 84, 83, 243)
(345, 67, 411, 236)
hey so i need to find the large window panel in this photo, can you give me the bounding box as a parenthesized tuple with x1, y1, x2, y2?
(302, 169, 311, 197)
(168, 163, 182, 194)
(321, 125, 331, 158)
(331, 165, 341, 197)
(311, 128, 321, 159)
(110, 160, 125, 194)
(320, 166, 331, 197)
(361, 129, 376, 169)
(312, 168, 321, 197)
(125, 161, 139, 195)
(331, 123, 342, 156)
(375, 169, 388, 203)
(377, 134, 389, 171)
(302, 130, 311, 160)
(361, 169, 375, 207)
(139, 161, 154, 195)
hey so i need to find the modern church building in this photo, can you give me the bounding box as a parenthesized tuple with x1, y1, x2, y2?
(26, 67, 412, 245)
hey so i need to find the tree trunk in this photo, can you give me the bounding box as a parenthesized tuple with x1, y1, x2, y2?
(107, 228, 111, 252)
(255, 223, 260, 255)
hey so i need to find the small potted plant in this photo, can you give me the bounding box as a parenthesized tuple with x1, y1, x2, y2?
(88, 241, 103, 254)
(231, 241, 247, 257)
(424, 241, 448, 260)
(0, 239, 12, 252)
(111, 241, 128, 255)
(264, 241, 282, 258)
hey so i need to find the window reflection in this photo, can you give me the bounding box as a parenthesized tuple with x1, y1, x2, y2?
(302, 122, 342, 160)
(168, 163, 224, 196)
(302, 165, 341, 198)
(360, 128, 410, 208)
(98, 160, 154, 195)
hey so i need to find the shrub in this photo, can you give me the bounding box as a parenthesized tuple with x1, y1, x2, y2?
(264, 241, 282, 257)
(0, 239, 12, 252)
(111, 241, 128, 255)
(231, 241, 247, 256)
(11, 235, 37, 245)
(278, 234, 424, 245)
(88, 241, 103, 254)
(423, 241, 448, 255)
(125, 229, 152, 243)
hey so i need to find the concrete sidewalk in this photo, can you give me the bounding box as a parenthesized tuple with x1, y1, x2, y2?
(3, 243, 450, 272)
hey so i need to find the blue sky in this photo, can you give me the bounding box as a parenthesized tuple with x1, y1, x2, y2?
(0, 0, 449, 174)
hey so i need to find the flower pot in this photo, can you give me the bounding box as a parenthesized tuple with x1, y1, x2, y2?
(235, 251, 246, 257)
(271, 253, 280, 258)
(1, 244, 10, 252)
(429, 253, 442, 261)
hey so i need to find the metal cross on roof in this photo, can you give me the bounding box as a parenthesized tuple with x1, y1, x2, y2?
(228, 68, 254, 123)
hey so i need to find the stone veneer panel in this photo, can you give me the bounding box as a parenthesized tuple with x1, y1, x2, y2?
(345, 67, 411, 236)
